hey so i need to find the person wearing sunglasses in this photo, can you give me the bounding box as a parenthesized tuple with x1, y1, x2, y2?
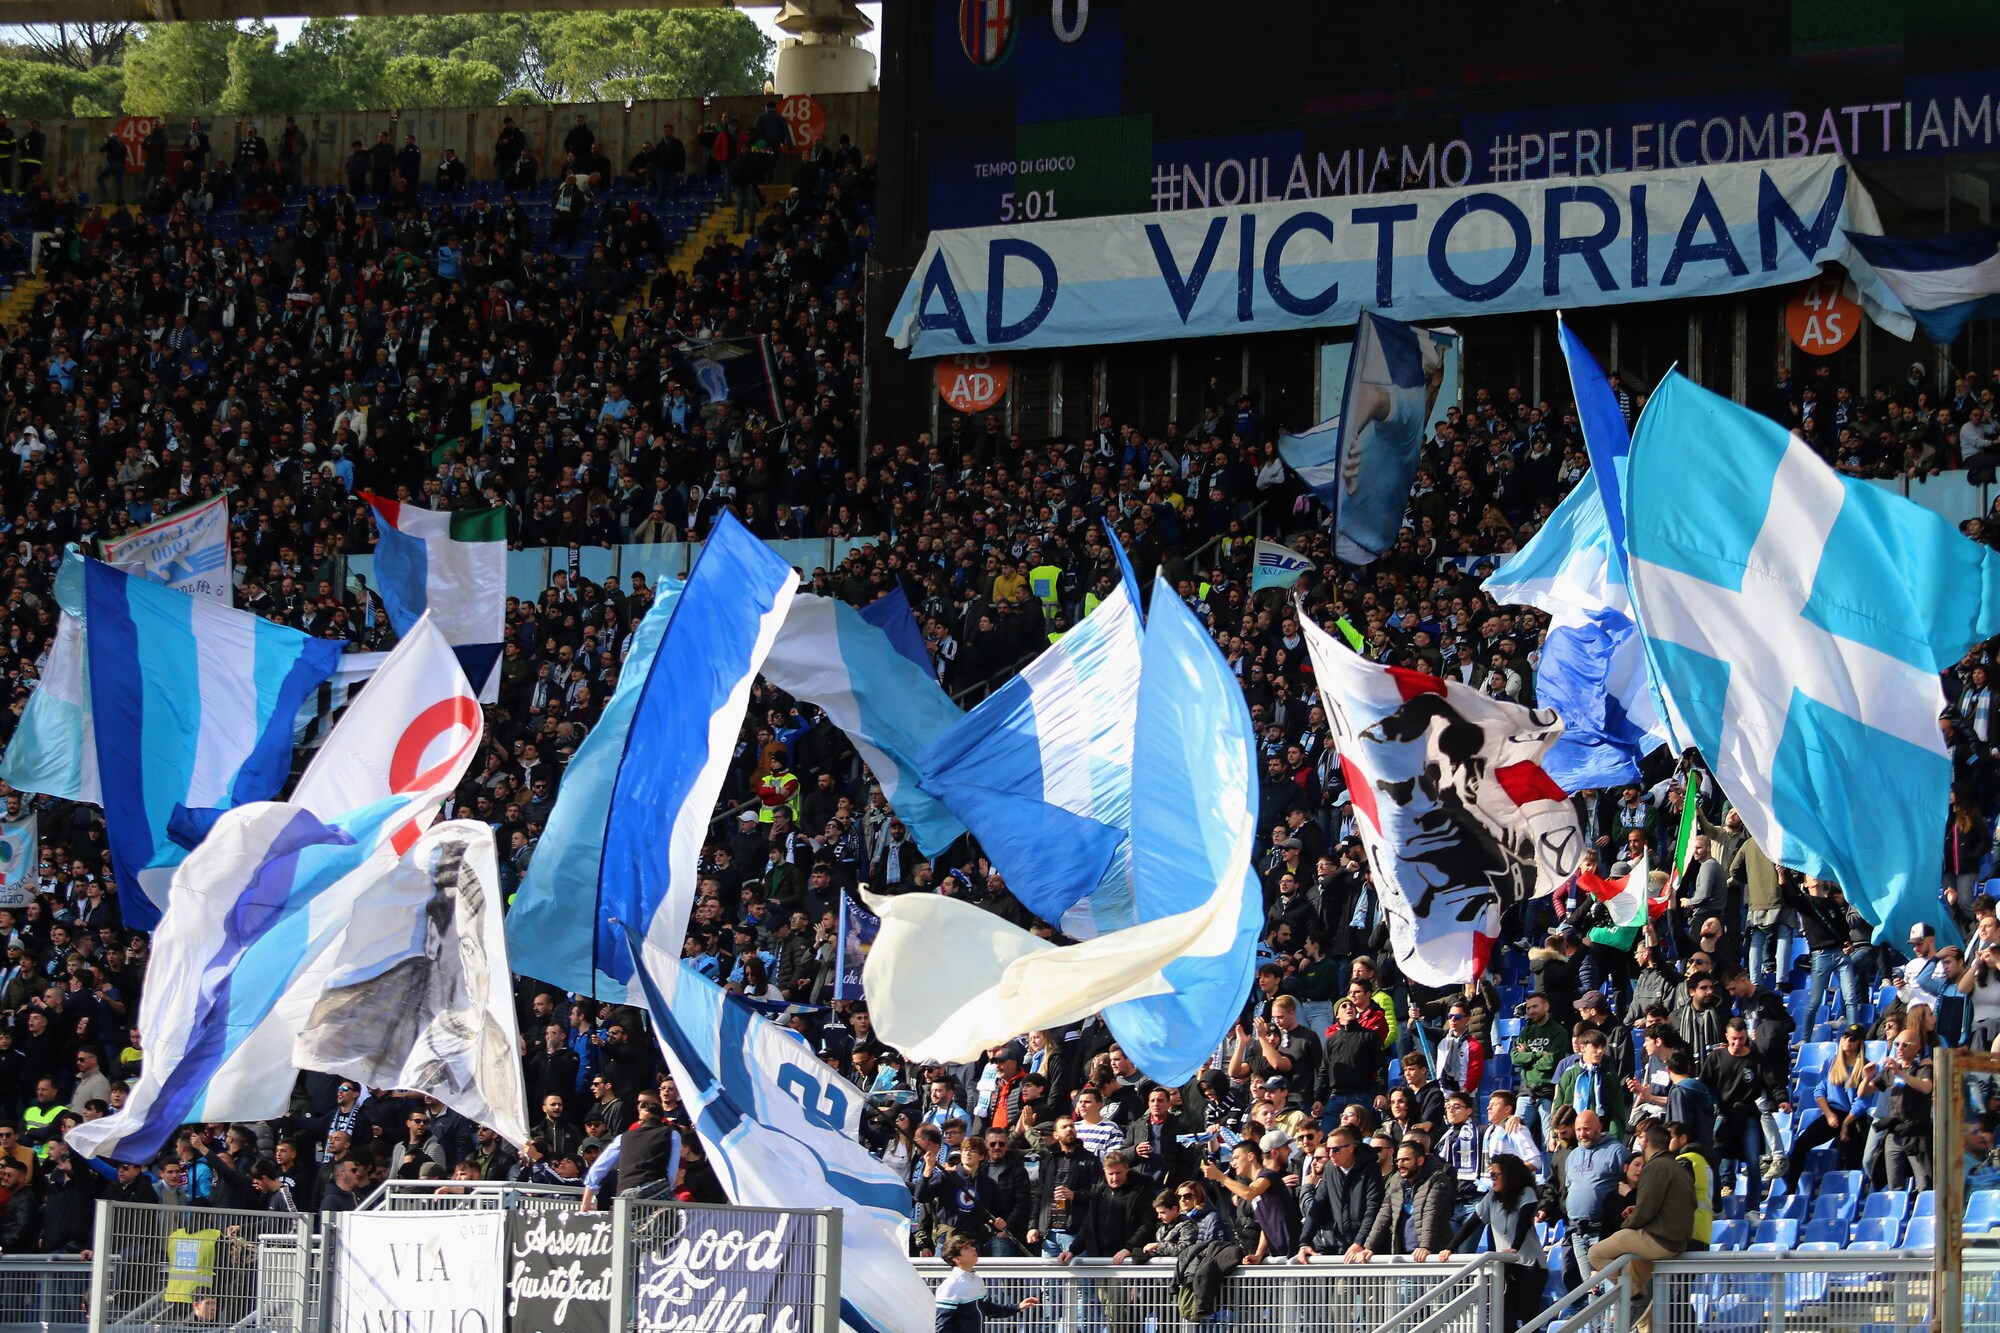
(1296, 1127, 1382, 1260)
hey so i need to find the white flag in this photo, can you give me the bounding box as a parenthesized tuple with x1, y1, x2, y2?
(101, 495, 232, 603)
(294, 821, 529, 1147)
(0, 813, 36, 907)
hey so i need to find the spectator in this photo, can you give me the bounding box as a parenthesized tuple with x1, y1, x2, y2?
(1441, 1153, 1545, 1332)
(1348, 1134, 1453, 1262)
(1587, 1123, 1695, 1324)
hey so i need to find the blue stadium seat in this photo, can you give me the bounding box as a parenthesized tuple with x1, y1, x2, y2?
(1859, 1191, 1908, 1226)
(1771, 1192, 1810, 1223)
(1801, 1217, 1845, 1245)
(1809, 1192, 1857, 1227)
(1719, 1194, 1750, 1220)
(1753, 1218, 1800, 1248)
(1851, 1216, 1899, 1247)
(1913, 1190, 1937, 1218)
(1816, 1169, 1863, 1199)
(1967, 1190, 2000, 1234)
(1794, 1042, 1836, 1079)
(1709, 1218, 1748, 1250)
(1905, 1215, 1938, 1249)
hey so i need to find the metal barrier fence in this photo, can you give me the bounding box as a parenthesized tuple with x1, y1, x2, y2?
(0, 1254, 89, 1332)
(1645, 1250, 1932, 1333)
(356, 1178, 586, 1214)
(88, 1202, 315, 1333)
(913, 1256, 1500, 1333)
(609, 1197, 841, 1333)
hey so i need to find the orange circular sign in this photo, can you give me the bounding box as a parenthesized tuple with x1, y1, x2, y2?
(936, 354, 1010, 413)
(1786, 275, 1861, 356)
(777, 94, 827, 155)
(112, 116, 159, 175)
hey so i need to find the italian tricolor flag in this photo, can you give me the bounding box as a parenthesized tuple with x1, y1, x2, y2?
(363, 493, 507, 702)
(1578, 849, 1660, 928)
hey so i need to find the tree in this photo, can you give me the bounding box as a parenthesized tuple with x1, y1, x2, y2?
(379, 54, 507, 110)
(0, 57, 121, 117)
(537, 10, 771, 103)
(217, 24, 288, 119)
(282, 19, 391, 112)
(119, 21, 235, 116)
(6, 21, 133, 71)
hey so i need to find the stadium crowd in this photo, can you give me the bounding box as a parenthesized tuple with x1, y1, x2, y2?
(0, 103, 1992, 1330)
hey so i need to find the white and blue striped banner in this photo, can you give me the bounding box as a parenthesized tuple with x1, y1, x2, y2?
(623, 929, 931, 1333)
(84, 559, 345, 929)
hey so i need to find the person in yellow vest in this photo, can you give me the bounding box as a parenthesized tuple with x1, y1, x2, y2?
(1028, 559, 1063, 626)
(756, 767, 800, 826)
(1668, 1121, 1714, 1251)
(21, 1079, 64, 1157)
(1081, 574, 1113, 619)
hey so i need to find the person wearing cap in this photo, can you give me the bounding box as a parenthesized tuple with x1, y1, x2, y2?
(1782, 1022, 1873, 1189)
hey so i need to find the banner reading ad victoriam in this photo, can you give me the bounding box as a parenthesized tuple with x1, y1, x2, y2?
(890, 153, 1913, 356)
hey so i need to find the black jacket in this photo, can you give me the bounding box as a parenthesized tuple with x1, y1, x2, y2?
(1031, 1143, 1098, 1235)
(1172, 1236, 1244, 1321)
(1076, 1170, 1159, 1258)
(1301, 1164, 1384, 1253)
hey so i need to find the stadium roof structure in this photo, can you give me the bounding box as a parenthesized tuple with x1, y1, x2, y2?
(0, 0, 780, 22)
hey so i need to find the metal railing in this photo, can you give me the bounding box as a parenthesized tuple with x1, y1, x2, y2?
(1373, 1252, 1512, 1333)
(1518, 1253, 1634, 1333)
(354, 1178, 585, 1213)
(88, 1202, 315, 1333)
(0, 1254, 89, 1332)
(1646, 1249, 1931, 1333)
(914, 1256, 1496, 1333)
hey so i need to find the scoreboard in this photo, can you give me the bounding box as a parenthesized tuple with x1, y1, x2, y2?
(920, 0, 2000, 232)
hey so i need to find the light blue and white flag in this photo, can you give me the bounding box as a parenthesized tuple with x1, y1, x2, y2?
(855, 587, 937, 678)
(0, 812, 36, 908)
(291, 651, 391, 750)
(1275, 411, 1342, 512)
(1482, 319, 1667, 791)
(85, 559, 346, 930)
(1328, 311, 1446, 564)
(1843, 227, 2000, 345)
(62, 794, 411, 1162)
(867, 577, 1260, 1087)
(918, 533, 1143, 937)
(623, 929, 931, 1333)
(1250, 539, 1315, 593)
(1624, 371, 2000, 947)
(67, 617, 488, 1160)
(508, 513, 798, 1002)
(761, 592, 965, 857)
(100, 494, 232, 603)
(0, 549, 94, 803)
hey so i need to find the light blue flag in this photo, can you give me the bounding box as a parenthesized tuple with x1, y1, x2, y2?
(0, 549, 94, 802)
(623, 927, 931, 1333)
(1482, 319, 1667, 791)
(507, 512, 798, 1001)
(1624, 371, 2000, 946)
(1105, 576, 1263, 1084)
(1280, 312, 1447, 564)
(855, 587, 937, 677)
(760, 591, 966, 857)
(917, 532, 1143, 935)
(84, 559, 345, 930)
(1250, 539, 1315, 593)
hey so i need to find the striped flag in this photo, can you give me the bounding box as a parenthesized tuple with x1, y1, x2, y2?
(1578, 849, 1653, 929)
(623, 928, 931, 1333)
(507, 513, 797, 1002)
(1842, 227, 2000, 345)
(84, 559, 345, 929)
(362, 494, 506, 702)
(1673, 771, 1703, 882)
(292, 652, 390, 750)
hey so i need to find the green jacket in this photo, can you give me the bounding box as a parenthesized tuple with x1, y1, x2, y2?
(1623, 1152, 1696, 1252)
(1511, 1018, 1569, 1094)
(1556, 1062, 1629, 1141)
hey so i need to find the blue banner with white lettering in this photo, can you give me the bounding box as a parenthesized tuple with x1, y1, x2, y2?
(891, 154, 1915, 355)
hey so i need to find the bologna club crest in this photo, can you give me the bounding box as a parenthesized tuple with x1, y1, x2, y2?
(960, 0, 1017, 67)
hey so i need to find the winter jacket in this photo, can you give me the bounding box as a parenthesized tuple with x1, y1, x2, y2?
(1363, 1159, 1455, 1256)
(1301, 1163, 1385, 1253)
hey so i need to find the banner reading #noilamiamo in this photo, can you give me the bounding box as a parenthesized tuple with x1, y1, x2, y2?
(889, 153, 1913, 357)
(335, 1211, 507, 1333)
(632, 1208, 819, 1333)
(508, 1210, 614, 1333)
